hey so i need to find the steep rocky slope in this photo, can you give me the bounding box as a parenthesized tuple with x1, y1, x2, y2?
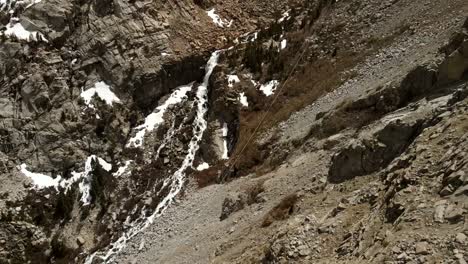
(0, 0, 467, 263)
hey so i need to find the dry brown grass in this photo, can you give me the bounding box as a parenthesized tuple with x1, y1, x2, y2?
(230, 50, 367, 176)
(261, 193, 298, 227)
(229, 18, 409, 177)
(244, 179, 266, 205)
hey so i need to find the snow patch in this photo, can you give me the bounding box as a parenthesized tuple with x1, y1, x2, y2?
(20, 164, 61, 189)
(3, 20, 47, 42)
(280, 39, 287, 50)
(227, 74, 240, 88)
(259, 80, 280, 96)
(250, 32, 258, 42)
(20, 155, 112, 205)
(196, 162, 210, 171)
(206, 8, 232, 28)
(113, 161, 132, 177)
(80, 81, 120, 109)
(127, 83, 193, 147)
(278, 10, 290, 23)
(239, 92, 249, 107)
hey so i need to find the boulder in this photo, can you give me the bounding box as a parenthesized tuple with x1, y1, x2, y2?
(220, 192, 248, 220)
(415, 242, 430, 255)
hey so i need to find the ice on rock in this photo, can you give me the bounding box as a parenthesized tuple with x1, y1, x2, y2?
(113, 161, 133, 177)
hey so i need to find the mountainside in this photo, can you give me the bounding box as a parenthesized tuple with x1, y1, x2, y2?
(0, 0, 467, 263)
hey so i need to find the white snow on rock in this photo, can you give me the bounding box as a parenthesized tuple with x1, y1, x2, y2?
(85, 51, 221, 264)
(20, 164, 61, 189)
(3, 20, 47, 42)
(74, 155, 112, 205)
(20, 155, 112, 205)
(280, 39, 287, 50)
(278, 10, 290, 23)
(127, 83, 193, 147)
(1, 0, 42, 11)
(207, 8, 232, 28)
(250, 32, 258, 42)
(259, 80, 280, 96)
(113, 161, 132, 177)
(196, 162, 210, 171)
(24, 0, 41, 9)
(227, 74, 240, 88)
(239, 92, 249, 107)
(80, 81, 120, 108)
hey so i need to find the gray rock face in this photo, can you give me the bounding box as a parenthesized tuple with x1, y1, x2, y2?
(328, 93, 451, 183)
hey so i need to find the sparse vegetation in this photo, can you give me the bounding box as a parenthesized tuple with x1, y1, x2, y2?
(261, 193, 298, 227)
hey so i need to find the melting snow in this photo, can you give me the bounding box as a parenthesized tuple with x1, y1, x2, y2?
(113, 161, 132, 177)
(80, 81, 120, 108)
(259, 80, 280, 96)
(74, 156, 112, 205)
(3, 20, 47, 42)
(196, 162, 210, 171)
(239, 92, 249, 107)
(24, 0, 41, 9)
(20, 155, 112, 205)
(20, 164, 61, 189)
(206, 8, 232, 28)
(280, 39, 287, 50)
(278, 10, 290, 23)
(127, 83, 193, 147)
(227, 74, 240, 88)
(250, 32, 258, 42)
(1, 0, 41, 11)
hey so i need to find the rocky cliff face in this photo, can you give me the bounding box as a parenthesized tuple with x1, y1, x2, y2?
(0, 0, 467, 263)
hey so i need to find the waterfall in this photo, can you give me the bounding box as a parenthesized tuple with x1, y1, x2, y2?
(85, 51, 221, 264)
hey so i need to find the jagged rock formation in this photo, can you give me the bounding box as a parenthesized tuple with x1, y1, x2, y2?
(0, 0, 467, 263)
